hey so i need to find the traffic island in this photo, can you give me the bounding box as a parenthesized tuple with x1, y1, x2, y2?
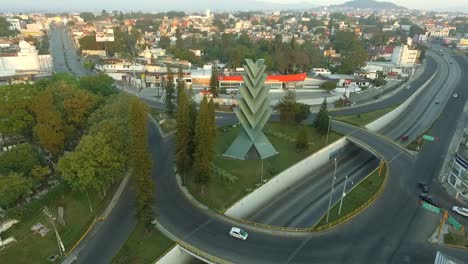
(333, 105, 398, 127)
(314, 161, 388, 231)
(186, 122, 342, 212)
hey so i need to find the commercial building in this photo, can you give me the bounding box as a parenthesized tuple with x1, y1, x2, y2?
(0, 41, 52, 84)
(391, 45, 420, 66)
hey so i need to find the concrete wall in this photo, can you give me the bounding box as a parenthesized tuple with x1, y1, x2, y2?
(225, 138, 348, 219)
(365, 70, 437, 132)
(155, 245, 193, 264)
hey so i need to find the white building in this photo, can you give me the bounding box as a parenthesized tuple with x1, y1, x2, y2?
(0, 41, 52, 82)
(391, 45, 420, 66)
(6, 18, 21, 31)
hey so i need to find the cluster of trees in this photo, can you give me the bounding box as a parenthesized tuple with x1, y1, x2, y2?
(175, 88, 215, 193)
(0, 17, 18, 37)
(0, 74, 117, 208)
(332, 31, 368, 74)
(167, 32, 326, 74)
(0, 74, 153, 227)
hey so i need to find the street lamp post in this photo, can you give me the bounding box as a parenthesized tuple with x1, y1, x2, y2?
(325, 115, 331, 146)
(326, 158, 338, 223)
(338, 175, 348, 215)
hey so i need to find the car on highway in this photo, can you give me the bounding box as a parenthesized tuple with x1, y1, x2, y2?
(419, 193, 439, 207)
(417, 182, 429, 193)
(401, 135, 409, 141)
(229, 227, 248, 240)
(452, 206, 468, 217)
(453, 93, 458, 98)
(435, 100, 440, 104)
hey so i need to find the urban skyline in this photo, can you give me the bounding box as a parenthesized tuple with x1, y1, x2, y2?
(2, 0, 468, 12)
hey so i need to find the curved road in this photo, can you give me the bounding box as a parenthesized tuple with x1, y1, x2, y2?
(51, 26, 468, 263)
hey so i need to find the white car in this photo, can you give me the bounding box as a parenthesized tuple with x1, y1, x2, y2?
(452, 206, 468, 217)
(453, 93, 458, 98)
(229, 227, 248, 240)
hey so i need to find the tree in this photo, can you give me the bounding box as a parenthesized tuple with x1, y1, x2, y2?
(294, 103, 310, 124)
(79, 74, 117, 96)
(0, 172, 33, 208)
(80, 12, 96, 22)
(176, 66, 185, 100)
(129, 98, 154, 228)
(0, 17, 19, 37)
(165, 67, 175, 117)
(276, 90, 297, 123)
(175, 88, 192, 184)
(320, 81, 337, 91)
(31, 92, 65, 158)
(209, 65, 219, 97)
(0, 143, 42, 176)
(193, 97, 214, 193)
(159, 36, 171, 49)
(314, 98, 330, 134)
(295, 127, 309, 152)
(78, 34, 99, 51)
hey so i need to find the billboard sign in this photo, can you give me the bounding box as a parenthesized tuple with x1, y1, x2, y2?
(96, 29, 115, 42)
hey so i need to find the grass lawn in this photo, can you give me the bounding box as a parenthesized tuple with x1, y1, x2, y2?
(406, 126, 434, 151)
(187, 122, 342, 212)
(444, 231, 468, 247)
(315, 163, 386, 227)
(0, 181, 119, 264)
(111, 223, 174, 264)
(334, 105, 398, 127)
(149, 108, 176, 134)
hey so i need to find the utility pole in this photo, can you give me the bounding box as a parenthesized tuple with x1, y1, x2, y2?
(326, 158, 338, 223)
(325, 115, 331, 146)
(338, 175, 348, 215)
(437, 210, 449, 240)
(43, 206, 65, 256)
(260, 158, 264, 184)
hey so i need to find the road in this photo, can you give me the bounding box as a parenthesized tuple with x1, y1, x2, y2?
(51, 25, 468, 264)
(244, 49, 460, 229)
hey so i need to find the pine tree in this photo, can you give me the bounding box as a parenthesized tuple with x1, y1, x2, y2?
(276, 90, 297, 123)
(209, 64, 219, 97)
(295, 126, 309, 152)
(165, 67, 175, 117)
(129, 98, 154, 229)
(176, 66, 185, 101)
(315, 98, 330, 134)
(193, 97, 214, 193)
(208, 99, 216, 140)
(175, 88, 192, 184)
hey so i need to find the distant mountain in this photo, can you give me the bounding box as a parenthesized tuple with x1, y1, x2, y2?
(333, 0, 406, 10)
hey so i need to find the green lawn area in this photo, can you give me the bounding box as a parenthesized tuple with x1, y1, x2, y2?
(334, 105, 398, 127)
(187, 122, 342, 212)
(315, 163, 386, 227)
(149, 108, 176, 134)
(444, 231, 468, 247)
(406, 126, 434, 151)
(111, 223, 174, 264)
(0, 182, 118, 264)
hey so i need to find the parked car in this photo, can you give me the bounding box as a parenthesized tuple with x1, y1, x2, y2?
(452, 206, 468, 217)
(417, 182, 429, 193)
(419, 193, 439, 207)
(229, 227, 248, 240)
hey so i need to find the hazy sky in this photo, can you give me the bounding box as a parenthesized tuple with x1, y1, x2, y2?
(2, 0, 467, 12)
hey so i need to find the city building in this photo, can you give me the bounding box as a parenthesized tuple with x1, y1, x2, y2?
(391, 45, 420, 66)
(0, 41, 52, 84)
(446, 129, 468, 202)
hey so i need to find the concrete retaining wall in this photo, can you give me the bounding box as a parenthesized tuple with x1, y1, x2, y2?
(155, 245, 193, 264)
(225, 138, 348, 219)
(365, 70, 437, 132)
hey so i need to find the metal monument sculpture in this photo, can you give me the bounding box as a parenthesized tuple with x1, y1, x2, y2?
(223, 59, 278, 160)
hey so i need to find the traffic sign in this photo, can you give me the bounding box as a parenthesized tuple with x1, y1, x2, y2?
(423, 135, 435, 141)
(421, 201, 441, 214)
(447, 215, 463, 231)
